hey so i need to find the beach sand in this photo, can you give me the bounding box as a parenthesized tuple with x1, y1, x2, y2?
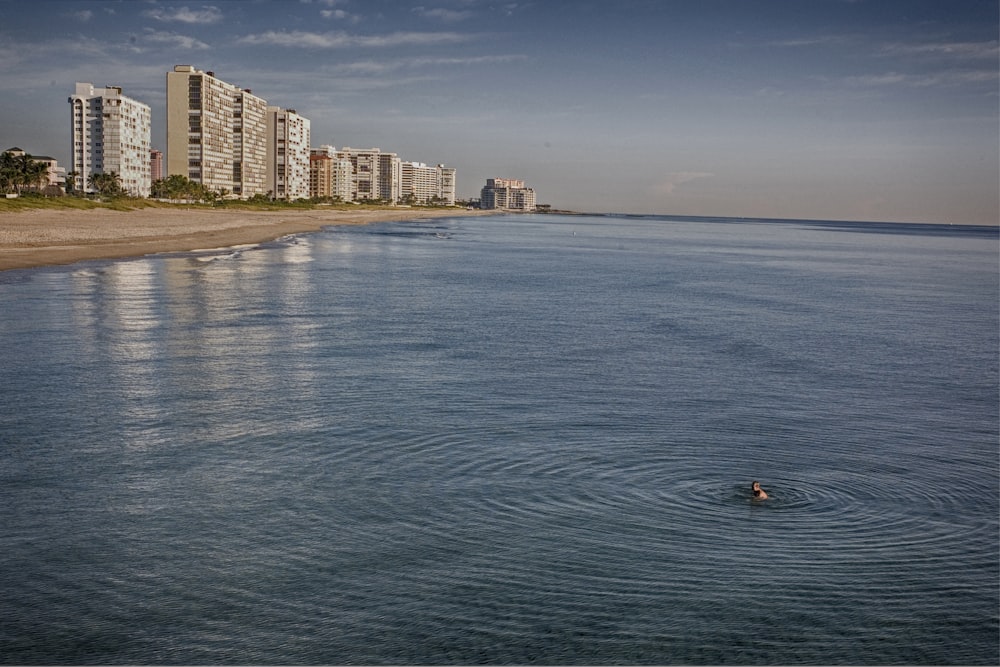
(0, 206, 494, 271)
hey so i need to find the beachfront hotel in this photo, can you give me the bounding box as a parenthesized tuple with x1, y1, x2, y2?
(166, 65, 269, 198)
(308, 146, 456, 205)
(401, 161, 457, 205)
(266, 107, 311, 200)
(69, 83, 152, 197)
(234, 90, 268, 198)
(332, 147, 402, 203)
(309, 146, 353, 201)
(480, 177, 536, 211)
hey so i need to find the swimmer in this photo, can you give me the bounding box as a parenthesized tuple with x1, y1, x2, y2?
(751, 480, 768, 500)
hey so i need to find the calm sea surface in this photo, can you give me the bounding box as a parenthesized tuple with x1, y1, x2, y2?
(0, 213, 997, 665)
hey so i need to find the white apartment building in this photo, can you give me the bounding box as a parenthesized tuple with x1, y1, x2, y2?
(234, 90, 268, 198)
(480, 177, 536, 211)
(400, 162, 457, 205)
(166, 65, 268, 198)
(69, 83, 151, 197)
(439, 166, 456, 205)
(266, 107, 311, 200)
(335, 147, 401, 203)
(309, 145, 353, 201)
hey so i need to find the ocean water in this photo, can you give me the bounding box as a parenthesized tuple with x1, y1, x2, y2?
(0, 213, 997, 665)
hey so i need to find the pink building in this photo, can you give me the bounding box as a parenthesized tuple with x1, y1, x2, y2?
(150, 149, 163, 182)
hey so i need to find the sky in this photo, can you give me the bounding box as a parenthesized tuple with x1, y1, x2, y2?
(0, 0, 996, 224)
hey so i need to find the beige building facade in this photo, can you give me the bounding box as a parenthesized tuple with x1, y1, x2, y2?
(234, 90, 268, 197)
(334, 147, 401, 203)
(401, 162, 456, 205)
(166, 65, 268, 198)
(481, 177, 536, 211)
(309, 145, 353, 201)
(266, 107, 311, 200)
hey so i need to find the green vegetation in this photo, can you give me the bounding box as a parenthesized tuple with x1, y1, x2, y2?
(88, 171, 123, 197)
(1, 172, 465, 214)
(0, 151, 50, 195)
(0, 192, 163, 212)
(150, 174, 217, 202)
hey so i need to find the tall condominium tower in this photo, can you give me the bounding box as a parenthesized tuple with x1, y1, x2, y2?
(234, 90, 267, 197)
(309, 145, 353, 201)
(335, 147, 401, 203)
(69, 83, 151, 197)
(401, 162, 457, 205)
(150, 149, 163, 182)
(166, 65, 268, 198)
(481, 177, 536, 211)
(266, 107, 311, 200)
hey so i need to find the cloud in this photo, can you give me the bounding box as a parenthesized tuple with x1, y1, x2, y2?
(144, 5, 223, 24)
(880, 40, 999, 60)
(321, 9, 362, 23)
(412, 7, 475, 23)
(768, 35, 852, 48)
(845, 70, 997, 88)
(326, 54, 526, 75)
(142, 30, 211, 50)
(654, 172, 713, 195)
(237, 30, 472, 49)
(71, 10, 94, 22)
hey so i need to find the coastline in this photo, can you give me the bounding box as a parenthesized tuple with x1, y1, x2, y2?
(0, 206, 496, 272)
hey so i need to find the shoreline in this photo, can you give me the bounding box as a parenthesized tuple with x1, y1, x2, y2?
(0, 206, 496, 272)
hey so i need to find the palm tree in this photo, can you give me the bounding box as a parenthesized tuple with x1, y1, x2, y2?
(88, 171, 122, 197)
(0, 152, 16, 194)
(65, 171, 80, 195)
(26, 159, 48, 192)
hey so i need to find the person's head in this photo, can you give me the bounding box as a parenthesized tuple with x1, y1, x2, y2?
(751, 481, 760, 490)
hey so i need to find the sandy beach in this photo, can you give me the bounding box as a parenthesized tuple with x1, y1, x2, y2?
(0, 206, 494, 272)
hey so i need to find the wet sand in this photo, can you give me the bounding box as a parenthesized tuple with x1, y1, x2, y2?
(0, 206, 493, 271)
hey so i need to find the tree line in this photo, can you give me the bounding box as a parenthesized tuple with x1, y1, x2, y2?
(0, 152, 50, 194)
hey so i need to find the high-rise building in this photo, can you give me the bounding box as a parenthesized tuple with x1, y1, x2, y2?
(266, 107, 311, 200)
(480, 177, 536, 211)
(400, 162, 457, 205)
(150, 149, 163, 182)
(166, 65, 268, 198)
(439, 166, 456, 206)
(69, 83, 151, 197)
(309, 145, 353, 201)
(234, 90, 267, 197)
(334, 147, 400, 202)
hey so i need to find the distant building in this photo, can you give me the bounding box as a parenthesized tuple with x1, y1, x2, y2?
(266, 107, 310, 200)
(480, 177, 536, 211)
(69, 83, 151, 197)
(400, 161, 456, 205)
(166, 65, 268, 198)
(150, 149, 163, 182)
(309, 145, 353, 201)
(334, 147, 400, 203)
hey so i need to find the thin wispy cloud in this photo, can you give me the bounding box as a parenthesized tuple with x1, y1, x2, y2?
(237, 30, 473, 49)
(327, 54, 526, 75)
(321, 9, 362, 23)
(144, 5, 223, 24)
(654, 172, 714, 196)
(880, 40, 999, 60)
(767, 34, 853, 48)
(71, 10, 94, 22)
(412, 7, 475, 23)
(846, 69, 997, 88)
(141, 30, 211, 51)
